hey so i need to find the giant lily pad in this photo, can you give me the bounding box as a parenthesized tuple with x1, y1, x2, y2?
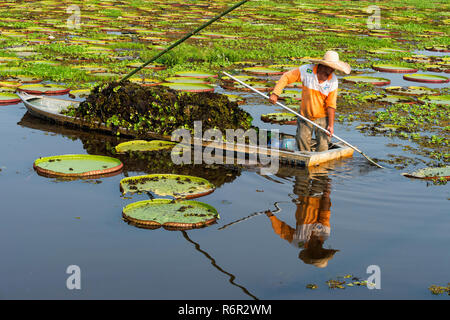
(221, 75, 259, 83)
(384, 86, 439, 96)
(120, 174, 215, 199)
(115, 140, 176, 153)
(122, 199, 219, 230)
(403, 74, 449, 83)
(375, 95, 416, 104)
(222, 80, 273, 92)
(261, 112, 297, 125)
(418, 95, 450, 106)
(0, 92, 20, 105)
(129, 77, 161, 87)
(279, 90, 302, 100)
(343, 76, 391, 86)
(34, 154, 123, 178)
(69, 89, 91, 99)
(164, 77, 210, 84)
(18, 83, 70, 95)
(127, 62, 166, 70)
(402, 166, 450, 180)
(372, 64, 418, 73)
(159, 82, 214, 92)
(174, 71, 217, 78)
(243, 67, 284, 75)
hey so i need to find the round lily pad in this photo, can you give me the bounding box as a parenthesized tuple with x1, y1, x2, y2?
(164, 77, 210, 84)
(243, 67, 284, 76)
(418, 95, 450, 106)
(279, 90, 302, 100)
(375, 95, 416, 104)
(10, 75, 42, 83)
(222, 80, 273, 92)
(403, 74, 449, 83)
(69, 89, 91, 99)
(115, 140, 176, 153)
(0, 92, 20, 105)
(127, 62, 166, 70)
(122, 199, 219, 230)
(0, 80, 21, 88)
(18, 83, 70, 95)
(159, 82, 214, 92)
(224, 94, 246, 105)
(384, 86, 439, 96)
(343, 76, 391, 86)
(221, 75, 259, 83)
(372, 64, 418, 73)
(425, 46, 450, 53)
(34, 154, 123, 178)
(120, 174, 215, 199)
(174, 71, 217, 78)
(369, 48, 407, 54)
(261, 112, 297, 125)
(128, 77, 161, 87)
(402, 166, 450, 181)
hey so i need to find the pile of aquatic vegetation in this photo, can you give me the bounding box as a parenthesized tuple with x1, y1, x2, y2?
(63, 81, 253, 136)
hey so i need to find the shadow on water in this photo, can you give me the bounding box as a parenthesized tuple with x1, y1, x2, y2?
(181, 230, 259, 300)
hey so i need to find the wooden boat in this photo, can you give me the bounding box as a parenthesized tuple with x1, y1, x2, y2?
(18, 93, 354, 167)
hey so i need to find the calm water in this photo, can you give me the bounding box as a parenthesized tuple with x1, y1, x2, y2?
(1, 73, 449, 300)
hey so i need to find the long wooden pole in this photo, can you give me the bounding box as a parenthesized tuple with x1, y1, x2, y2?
(120, 0, 251, 82)
(223, 72, 384, 168)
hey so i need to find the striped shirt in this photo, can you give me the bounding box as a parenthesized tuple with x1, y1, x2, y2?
(273, 64, 338, 120)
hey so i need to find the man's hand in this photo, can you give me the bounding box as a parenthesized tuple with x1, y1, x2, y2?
(326, 124, 334, 137)
(269, 93, 278, 104)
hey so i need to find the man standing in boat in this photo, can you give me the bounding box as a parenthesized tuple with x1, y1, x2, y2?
(269, 51, 351, 152)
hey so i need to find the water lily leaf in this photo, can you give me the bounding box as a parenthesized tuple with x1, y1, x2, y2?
(402, 166, 450, 180)
(34, 154, 123, 178)
(18, 83, 70, 95)
(418, 95, 450, 106)
(403, 74, 449, 83)
(120, 174, 215, 199)
(122, 199, 219, 230)
(243, 66, 284, 75)
(384, 86, 439, 96)
(159, 82, 214, 92)
(115, 140, 176, 153)
(261, 112, 297, 124)
(0, 92, 20, 104)
(174, 71, 217, 78)
(372, 64, 418, 73)
(343, 76, 391, 86)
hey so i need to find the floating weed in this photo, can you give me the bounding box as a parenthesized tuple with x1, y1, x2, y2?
(428, 284, 450, 296)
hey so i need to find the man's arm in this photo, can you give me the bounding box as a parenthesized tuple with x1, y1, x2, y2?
(325, 88, 338, 137)
(269, 68, 301, 104)
(326, 107, 335, 137)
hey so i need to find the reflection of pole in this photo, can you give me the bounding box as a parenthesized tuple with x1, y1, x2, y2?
(181, 231, 258, 300)
(218, 201, 286, 231)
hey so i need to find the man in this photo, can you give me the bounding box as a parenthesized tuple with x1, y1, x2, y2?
(269, 50, 351, 152)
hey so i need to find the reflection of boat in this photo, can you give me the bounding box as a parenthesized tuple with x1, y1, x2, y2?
(18, 93, 354, 167)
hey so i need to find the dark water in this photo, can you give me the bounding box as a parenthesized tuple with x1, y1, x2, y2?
(0, 88, 448, 300)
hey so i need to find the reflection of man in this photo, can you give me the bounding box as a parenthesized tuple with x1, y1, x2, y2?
(265, 173, 338, 268)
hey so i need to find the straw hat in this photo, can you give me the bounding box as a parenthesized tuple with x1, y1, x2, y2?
(309, 50, 351, 74)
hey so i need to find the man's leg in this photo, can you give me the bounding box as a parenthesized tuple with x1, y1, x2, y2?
(314, 117, 331, 152)
(296, 118, 313, 152)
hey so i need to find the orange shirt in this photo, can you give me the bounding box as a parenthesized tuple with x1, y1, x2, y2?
(273, 64, 338, 121)
(268, 195, 331, 244)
